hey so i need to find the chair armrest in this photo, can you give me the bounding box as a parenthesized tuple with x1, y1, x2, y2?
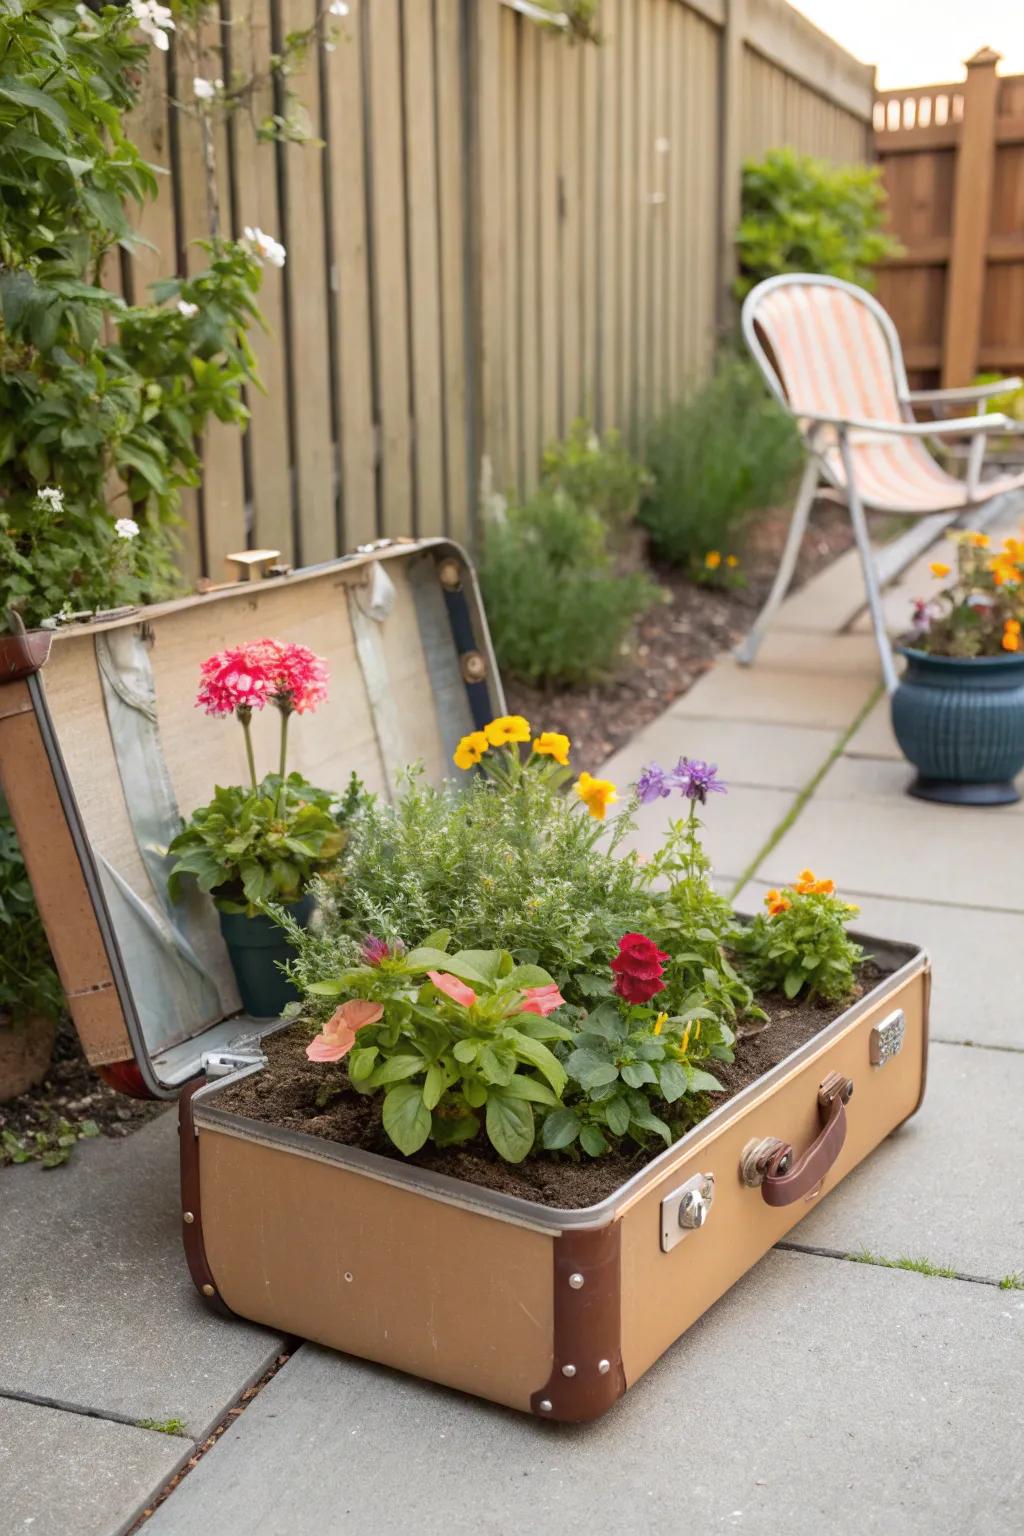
(802, 411, 1020, 438)
(906, 378, 1023, 405)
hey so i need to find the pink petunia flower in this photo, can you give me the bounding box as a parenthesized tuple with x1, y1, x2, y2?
(305, 999, 384, 1062)
(427, 971, 477, 1009)
(512, 983, 566, 1018)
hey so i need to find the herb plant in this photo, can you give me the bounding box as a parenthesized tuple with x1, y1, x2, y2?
(906, 531, 1024, 658)
(480, 490, 658, 687)
(641, 356, 802, 572)
(740, 871, 863, 1004)
(540, 418, 651, 533)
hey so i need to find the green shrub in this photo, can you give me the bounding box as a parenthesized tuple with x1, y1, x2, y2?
(0, 804, 62, 1024)
(735, 147, 901, 299)
(540, 419, 651, 532)
(480, 492, 658, 686)
(640, 356, 802, 570)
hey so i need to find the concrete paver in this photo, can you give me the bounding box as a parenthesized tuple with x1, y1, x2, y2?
(0, 1112, 284, 1441)
(814, 750, 1024, 809)
(670, 659, 877, 730)
(142, 1253, 1024, 1536)
(618, 782, 796, 881)
(601, 714, 839, 793)
(0, 1397, 184, 1536)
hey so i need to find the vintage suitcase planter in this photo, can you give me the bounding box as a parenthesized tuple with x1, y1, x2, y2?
(0, 540, 929, 1422)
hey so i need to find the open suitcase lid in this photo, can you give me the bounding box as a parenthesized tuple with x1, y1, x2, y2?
(0, 539, 504, 1097)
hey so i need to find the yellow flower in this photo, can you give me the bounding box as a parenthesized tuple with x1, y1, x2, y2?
(653, 1012, 668, 1036)
(929, 561, 951, 579)
(693, 1020, 701, 1041)
(484, 714, 531, 747)
(726, 554, 739, 568)
(574, 771, 619, 820)
(969, 532, 990, 548)
(704, 550, 722, 570)
(453, 730, 489, 770)
(679, 1023, 691, 1054)
(1003, 537, 1024, 561)
(990, 555, 1019, 588)
(532, 731, 571, 767)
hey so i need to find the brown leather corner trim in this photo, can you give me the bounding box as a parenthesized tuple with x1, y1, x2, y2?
(530, 1223, 625, 1422)
(762, 1089, 848, 1207)
(179, 1081, 235, 1318)
(0, 632, 52, 682)
(909, 960, 931, 1120)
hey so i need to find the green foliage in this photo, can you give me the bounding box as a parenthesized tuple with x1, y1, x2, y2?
(643, 806, 765, 1029)
(739, 877, 863, 1004)
(136, 1417, 188, 1437)
(548, 999, 729, 1156)
(0, 1, 264, 632)
(480, 491, 659, 686)
(735, 147, 901, 299)
(847, 1249, 958, 1280)
(308, 945, 573, 1163)
(641, 356, 802, 570)
(1, 1115, 98, 1170)
(168, 773, 354, 916)
(289, 765, 649, 1000)
(0, 804, 62, 1023)
(540, 419, 651, 532)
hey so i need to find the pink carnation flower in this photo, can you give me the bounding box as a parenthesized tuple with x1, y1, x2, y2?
(512, 983, 565, 1018)
(305, 999, 384, 1062)
(195, 638, 329, 718)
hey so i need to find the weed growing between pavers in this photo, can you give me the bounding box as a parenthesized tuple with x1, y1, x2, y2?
(847, 1248, 959, 1280)
(998, 1273, 1024, 1291)
(136, 1418, 188, 1438)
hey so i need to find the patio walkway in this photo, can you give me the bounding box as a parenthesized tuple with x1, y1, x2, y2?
(3, 506, 1023, 1535)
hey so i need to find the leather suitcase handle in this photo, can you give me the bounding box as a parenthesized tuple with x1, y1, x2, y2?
(761, 1075, 853, 1207)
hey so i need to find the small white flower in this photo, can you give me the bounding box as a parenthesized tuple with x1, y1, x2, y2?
(330, 1, 350, 15)
(37, 486, 64, 513)
(177, 300, 199, 318)
(115, 518, 141, 541)
(130, 1, 176, 52)
(242, 225, 287, 269)
(193, 77, 216, 102)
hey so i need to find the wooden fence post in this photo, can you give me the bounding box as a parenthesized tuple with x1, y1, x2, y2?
(718, 0, 748, 330)
(942, 47, 1001, 387)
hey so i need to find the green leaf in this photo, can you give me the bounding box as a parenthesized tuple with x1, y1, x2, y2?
(0, 79, 69, 132)
(579, 1124, 610, 1157)
(485, 1093, 534, 1163)
(629, 1110, 673, 1146)
(452, 1039, 478, 1064)
(504, 964, 554, 990)
(405, 948, 487, 986)
(422, 1062, 446, 1111)
(304, 980, 344, 997)
(566, 1047, 619, 1090)
(347, 1046, 378, 1083)
(783, 967, 805, 1000)
(541, 1108, 581, 1151)
(687, 1067, 724, 1094)
(605, 1096, 631, 1137)
(620, 1061, 656, 1089)
(657, 1060, 689, 1104)
(477, 1044, 515, 1087)
(497, 1075, 559, 1107)
(370, 1055, 424, 1087)
(382, 1083, 432, 1156)
(505, 1030, 567, 1095)
(420, 929, 451, 952)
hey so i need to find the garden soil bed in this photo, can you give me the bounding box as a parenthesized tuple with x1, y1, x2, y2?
(506, 503, 858, 767)
(216, 958, 893, 1210)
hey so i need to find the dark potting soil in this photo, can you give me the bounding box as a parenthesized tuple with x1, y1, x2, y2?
(215, 959, 893, 1210)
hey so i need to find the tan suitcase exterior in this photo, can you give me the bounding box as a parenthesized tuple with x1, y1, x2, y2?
(0, 540, 929, 1421)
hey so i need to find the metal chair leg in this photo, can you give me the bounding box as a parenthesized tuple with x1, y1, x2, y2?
(839, 432, 899, 695)
(735, 456, 818, 665)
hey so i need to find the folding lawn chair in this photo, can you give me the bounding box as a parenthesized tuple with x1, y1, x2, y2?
(739, 273, 1024, 692)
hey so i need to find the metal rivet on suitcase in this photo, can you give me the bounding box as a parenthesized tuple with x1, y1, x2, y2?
(568, 1272, 585, 1289)
(201, 1284, 216, 1298)
(561, 1364, 577, 1378)
(182, 1211, 194, 1224)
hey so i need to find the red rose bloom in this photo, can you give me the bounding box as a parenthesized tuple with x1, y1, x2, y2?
(610, 932, 668, 1005)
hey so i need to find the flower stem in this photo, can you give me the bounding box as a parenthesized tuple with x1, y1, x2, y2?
(238, 708, 257, 791)
(279, 707, 290, 780)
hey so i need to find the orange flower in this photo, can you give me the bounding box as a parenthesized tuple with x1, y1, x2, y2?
(767, 896, 791, 916)
(813, 879, 835, 896)
(704, 551, 722, 570)
(968, 532, 990, 548)
(929, 561, 951, 579)
(764, 889, 781, 906)
(1003, 621, 1022, 653)
(990, 555, 1020, 588)
(794, 867, 817, 894)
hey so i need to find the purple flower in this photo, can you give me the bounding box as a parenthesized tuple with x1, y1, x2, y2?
(635, 763, 672, 804)
(911, 598, 933, 633)
(361, 935, 404, 967)
(673, 757, 727, 804)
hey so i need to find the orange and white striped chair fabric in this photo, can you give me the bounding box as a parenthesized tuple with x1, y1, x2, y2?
(739, 273, 1024, 692)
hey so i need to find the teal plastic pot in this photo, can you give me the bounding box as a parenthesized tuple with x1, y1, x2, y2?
(218, 893, 316, 1018)
(891, 646, 1024, 805)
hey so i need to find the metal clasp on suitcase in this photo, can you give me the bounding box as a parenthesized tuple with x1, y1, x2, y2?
(200, 1048, 267, 1079)
(660, 1172, 715, 1253)
(870, 1008, 906, 1067)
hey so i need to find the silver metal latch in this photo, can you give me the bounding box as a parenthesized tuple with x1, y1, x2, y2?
(200, 1049, 267, 1079)
(660, 1171, 715, 1253)
(870, 1008, 906, 1068)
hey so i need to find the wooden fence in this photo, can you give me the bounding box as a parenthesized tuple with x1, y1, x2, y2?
(120, 0, 873, 581)
(874, 49, 1024, 388)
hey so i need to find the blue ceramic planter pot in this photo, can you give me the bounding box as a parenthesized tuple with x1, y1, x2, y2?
(218, 892, 316, 1018)
(891, 646, 1024, 805)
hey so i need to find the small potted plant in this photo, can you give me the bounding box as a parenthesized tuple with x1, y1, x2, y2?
(0, 807, 63, 1101)
(894, 532, 1024, 804)
(168, 639, 354, 1017)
